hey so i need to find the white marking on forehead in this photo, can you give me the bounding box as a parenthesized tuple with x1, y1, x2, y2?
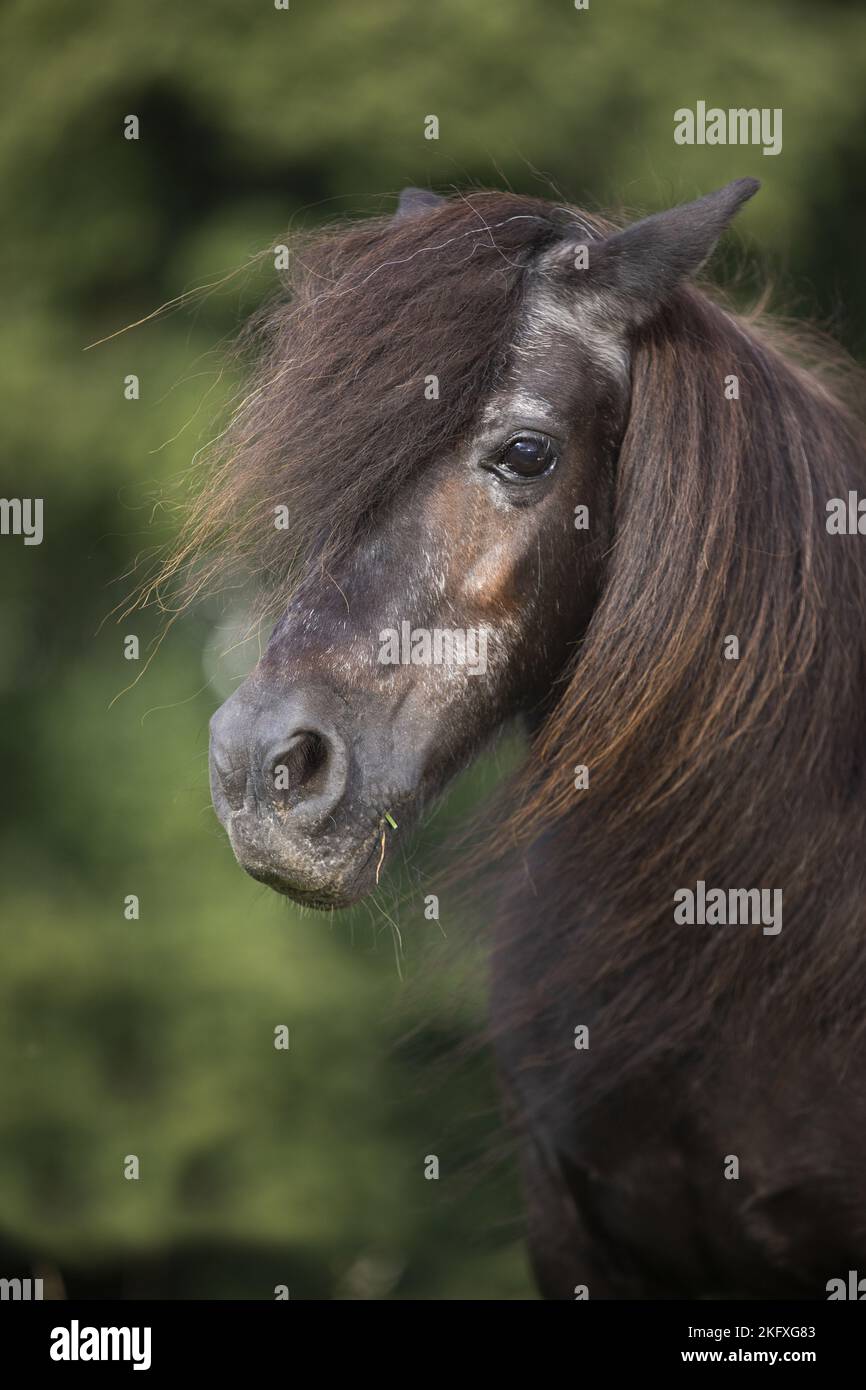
(521, 288, 630, 384)
(481, 389, 554, 427)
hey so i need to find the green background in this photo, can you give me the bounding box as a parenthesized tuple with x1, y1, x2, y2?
(1, 0, 863, 1298)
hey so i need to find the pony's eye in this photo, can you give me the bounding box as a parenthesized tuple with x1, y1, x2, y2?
(497, 433, 557, 480)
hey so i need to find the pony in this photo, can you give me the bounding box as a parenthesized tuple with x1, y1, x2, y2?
(167, 180, 866, 1297)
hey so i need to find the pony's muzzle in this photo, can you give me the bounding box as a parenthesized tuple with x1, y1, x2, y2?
(209, 676, 415, 907)
(209, 686, 349, 843)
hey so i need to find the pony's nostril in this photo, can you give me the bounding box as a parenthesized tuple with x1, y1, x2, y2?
(251, 697, 349, 829)
(211, 691, 348, 831)
(270, 730, 331, 804)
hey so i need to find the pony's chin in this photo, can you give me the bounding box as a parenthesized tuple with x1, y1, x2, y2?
(227, 818, 384, 912)
(241, 865, 372, 911)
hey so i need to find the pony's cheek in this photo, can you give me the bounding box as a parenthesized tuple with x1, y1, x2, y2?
(458, 539, 519, 611)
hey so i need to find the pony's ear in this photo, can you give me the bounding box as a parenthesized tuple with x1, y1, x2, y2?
(553, 179, 760, 324)
(394, 187, 446, 221)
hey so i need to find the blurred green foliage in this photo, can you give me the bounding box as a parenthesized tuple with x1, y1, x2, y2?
(0, 0, 864, 1298)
